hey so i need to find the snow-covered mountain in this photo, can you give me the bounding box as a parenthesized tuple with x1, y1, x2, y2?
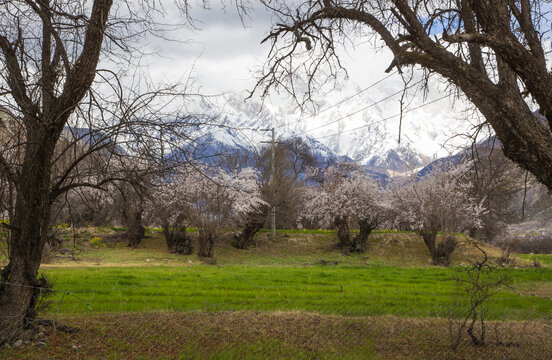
(179, 97, 348, 166)
(279, 80, 473, 172)
(187, 80, 473, 175)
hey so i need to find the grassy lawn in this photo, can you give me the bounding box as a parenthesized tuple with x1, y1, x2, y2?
(1, 228, 552, 359)
(517, 253, 552, 266)
(1, 226, 533, 268)
(41, 265, 552, 320)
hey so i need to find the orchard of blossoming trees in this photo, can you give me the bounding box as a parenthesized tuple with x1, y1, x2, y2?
(300, 161, 487, 262)
(146, 166, 267, 258)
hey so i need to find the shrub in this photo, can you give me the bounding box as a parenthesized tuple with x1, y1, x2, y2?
(89, 236, 106, 249)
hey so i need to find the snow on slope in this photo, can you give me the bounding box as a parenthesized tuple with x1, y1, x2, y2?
(183, 97, 344, 165)
(189, 77, 475, 174)
(276, 79, 474, 172)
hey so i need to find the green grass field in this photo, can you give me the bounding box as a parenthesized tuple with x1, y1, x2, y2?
(43, 265, 552, 320)
(1, 228, 552, 359)
(518, 253, 552, 265)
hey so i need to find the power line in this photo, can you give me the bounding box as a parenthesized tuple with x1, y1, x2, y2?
(315, 95, 449, 140)
(279, 71, 398, 129)
(194, 71, 400, 140)
(312, 71, 398, 116)
(304, 79, 423, 134)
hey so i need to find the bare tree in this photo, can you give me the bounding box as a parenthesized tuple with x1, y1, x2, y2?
(449, 243, 511, 350)
(255, 0, 552, 194)
(109, 158, 163, 248)
(256, 137, 318, 229)
(0, 0, 206, 343)
(0, 0, 117, 342)
(231, 136, 319, 249)
(465, 138, 529, 241)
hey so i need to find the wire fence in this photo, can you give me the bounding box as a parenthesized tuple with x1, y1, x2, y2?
(0, 263, 551, 359)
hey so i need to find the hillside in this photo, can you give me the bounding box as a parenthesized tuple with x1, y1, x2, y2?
(2, 227, 535, 269)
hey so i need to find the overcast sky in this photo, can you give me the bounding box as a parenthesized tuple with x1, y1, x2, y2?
(122, 2, 491, 160)
(142, 3, 400, 105)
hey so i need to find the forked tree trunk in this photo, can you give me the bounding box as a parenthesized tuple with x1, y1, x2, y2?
(420, 230, 457, 266)
(0, 0, 113, 344)
(233, 208, 268, 249)
(334, 216, 351, 252)
(351, 219, 376, 253)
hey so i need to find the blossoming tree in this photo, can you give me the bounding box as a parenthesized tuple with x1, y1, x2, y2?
(391, 163, 486, 266)
(304, 163, 388, 253)
(148, 166, 266, 258)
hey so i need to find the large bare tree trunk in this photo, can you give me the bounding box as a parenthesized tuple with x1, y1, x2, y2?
(0, 138, 54, 343)
(0, 0, 113, 343)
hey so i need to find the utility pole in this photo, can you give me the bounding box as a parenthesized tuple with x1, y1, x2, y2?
(270, 128, 276, 237)
(261, 127, 277, 237)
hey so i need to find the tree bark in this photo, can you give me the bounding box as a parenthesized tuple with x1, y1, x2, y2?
(434, 236, 458, 267)
(233, 208, 268, 249)
(421, 230, 438, 260)
(197, 228, 216, 258)
(126, 209, 145, 248)
(233, 220, 264, 249)
(420, 231, 457, 266)
(334, 216, 351, 252)
(351, 218, 375, 253)
(0, 134, 55, 343)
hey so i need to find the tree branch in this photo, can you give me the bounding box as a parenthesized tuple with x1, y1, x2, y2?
(56, 0, 113, 124)
(0, 34, 40, 119)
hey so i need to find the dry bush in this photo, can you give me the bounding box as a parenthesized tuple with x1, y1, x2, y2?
(449, 244, 511, 351)
(495, 235, 552, 254)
